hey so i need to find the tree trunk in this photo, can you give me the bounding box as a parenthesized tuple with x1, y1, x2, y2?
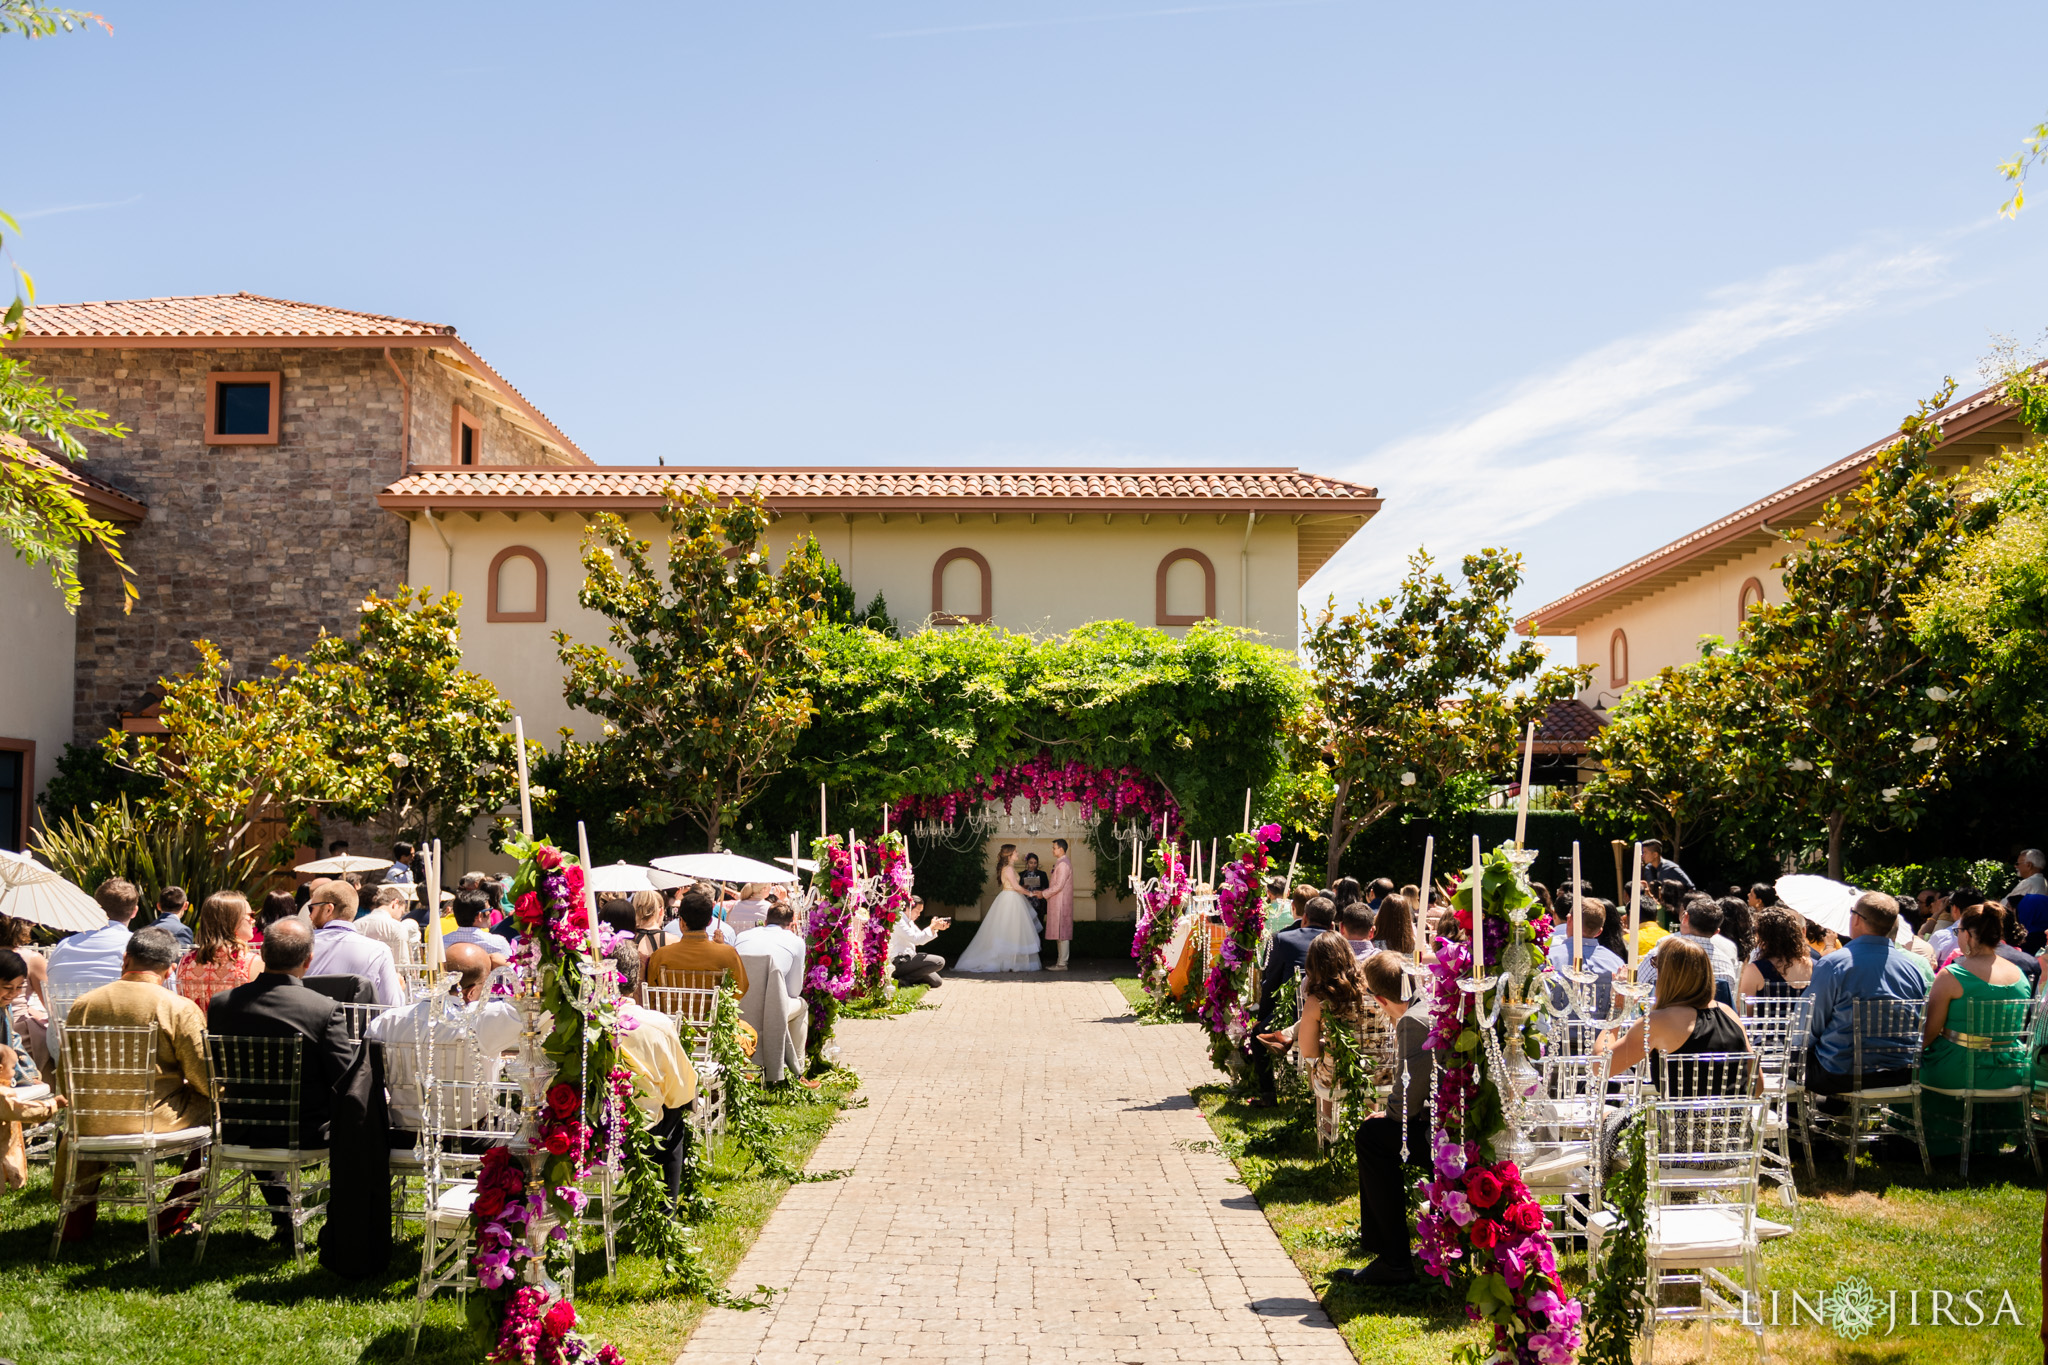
(1325, 779, 1352, 884)
(1827, 811, 1845, 882)
(702, 809, 722, 853)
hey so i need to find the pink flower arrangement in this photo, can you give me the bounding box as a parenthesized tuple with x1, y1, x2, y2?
(490, 1284, 627, 1365)
(898, 755, 1180, 831)
(804, 836, 863, 1002)
(1197, 825, 1278, 1049)
(1131, 840, 1190, 994)
(859, 831, 916, 991)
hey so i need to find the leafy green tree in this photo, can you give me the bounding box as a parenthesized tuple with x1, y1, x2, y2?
(2000, 112, 2048, 217)
(294, 587, 524, 849)
(0, 3, 135, 612)
(1738, 383, 1988, 879)
(1299, 547, 1589, 883)
(558, 482, 833, 849)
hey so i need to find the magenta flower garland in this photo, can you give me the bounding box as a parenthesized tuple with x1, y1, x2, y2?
(803, 835, 865, 1065)
(858, 831, 915, 993)
(897, 754, 1179, 829)
(1131, 839, 1189, 998)
(1197, 823, 1280, 1070)
(1414, 849, 1583, 1365)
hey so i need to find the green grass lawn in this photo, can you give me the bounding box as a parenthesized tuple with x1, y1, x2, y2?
(0, 1073, 857, 1365)
(1110, 967, 2048, 1365)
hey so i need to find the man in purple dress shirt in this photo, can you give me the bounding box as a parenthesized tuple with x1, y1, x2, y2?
(305, 882, 404, 1005)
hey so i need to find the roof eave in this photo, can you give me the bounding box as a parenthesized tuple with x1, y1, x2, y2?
(375, 490, 1384, 516)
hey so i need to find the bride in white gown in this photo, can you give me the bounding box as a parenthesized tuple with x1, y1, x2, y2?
(955, 844, 1042, 973)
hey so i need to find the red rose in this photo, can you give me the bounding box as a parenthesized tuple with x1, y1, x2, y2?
(514, 892, 544, 923)
(481, 1145, 511, 1171)
(1469, 1219, 1499, 1249)
(547, 1084, 580, 1119)
(1507, 1202, 1546, 1235)
(536, 845, 563, 871)
(1496, 1161, 1522, 1184)
(542, 1299, 577, 1336)
(473, 1188, 507, 1219)
(1465, 1170, 1502, 1206)
(544, 1129, 572, 1155)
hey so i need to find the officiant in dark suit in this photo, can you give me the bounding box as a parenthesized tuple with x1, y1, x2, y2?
(1249, 896, 1335, 1108)
(1018, 854, 1051, 929)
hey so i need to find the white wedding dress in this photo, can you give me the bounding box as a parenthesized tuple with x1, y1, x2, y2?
(955, 868, 1043, 973)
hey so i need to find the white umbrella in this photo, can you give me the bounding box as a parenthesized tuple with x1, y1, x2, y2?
(294, 854, 394, 876)
(775, 856, 819, 873)
(0, 850, 108, 932)
(651, 851, 797, 885)
(585, 861, 689, 895)
(1775, 873, 1913, 944)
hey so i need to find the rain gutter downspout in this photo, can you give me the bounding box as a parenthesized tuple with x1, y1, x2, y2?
(423, 503, 455, 593)
(1240, 510, 1258, 628)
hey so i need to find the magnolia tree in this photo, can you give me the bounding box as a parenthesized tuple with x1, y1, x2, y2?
(296, 588, 524, 848)
(1298, 547, 1588, 883)
(558, 481, 832, 850)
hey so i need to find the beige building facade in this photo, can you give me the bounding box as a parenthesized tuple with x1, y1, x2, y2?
(1519, 375, 2036, 710)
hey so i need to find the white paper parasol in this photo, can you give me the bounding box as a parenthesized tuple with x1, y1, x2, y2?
(1775, 873, 1912, 944)
(0, 850, 108, 932)
(651, 851, 798, 885)
(585, 861, 690, 895)
(775, 856, 819, 873)
(294, 854, 394, 876)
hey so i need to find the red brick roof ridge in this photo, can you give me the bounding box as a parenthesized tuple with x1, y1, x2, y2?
(20, 291, 455, 339)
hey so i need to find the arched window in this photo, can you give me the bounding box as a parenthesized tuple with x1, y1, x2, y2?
(931, 548, 992, 626)
(488, 545, 547, 622)
(1156, 548, 1217, 626)
(1609, 628, 1629, 687)
(1738, 576, 1766, 623)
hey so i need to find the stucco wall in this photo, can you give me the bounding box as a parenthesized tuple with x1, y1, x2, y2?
(1572, 539, 1787, 705)
(0, 556, 78, 817)
(405, 509, 1306, 748)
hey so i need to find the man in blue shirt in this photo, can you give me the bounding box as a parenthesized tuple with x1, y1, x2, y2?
(1803, 892, 1930, 1101)
(1547, 896, 1623, 1018)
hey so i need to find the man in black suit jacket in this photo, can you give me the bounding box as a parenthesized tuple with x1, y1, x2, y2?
(1251, 896, 1337, 1106)
(209, 918, 355, 1236)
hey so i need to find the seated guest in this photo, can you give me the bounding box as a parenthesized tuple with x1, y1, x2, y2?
(208, 918, 354, 1237)
(1546, 896, 1622, 1016)
(1805, 916, 1839, 959)
(1997, 901, 2042, 992)
(884, 897, 949, 989)
(1924, 889, 1961, 962)
(0, 951, 40, 1086)
(365, 943, 522, 1144)
(1372, 893, 1424, 960)
(56, 927, 211, 1242)
(1641, 897, 1740, 1004)
(444, 890, 512, 961)
(1249, 897, 1335, 1108)
(173, 892, 262, 1015)
(607, 945, 698, 1199)
(1366, 877, 1395, 913)
(255, 890, 299, 943)
(1920, 901, 2034, 1156)
(48, 877, 141, 998)
(735, 902, 808, 992)
(646, 889, 750, 995)
(1801, 892, 1932, 1108)
(725, 883, 773, 934)
(1327, 949, 1435, 1288)
(1256, 932, 1373, 1143)
(384, 841, 415, 886)
(354, 883, 422, 966)
(631, 891, 677, 973)
(3, 917, 51, 1076)
(149, 887, 194, 949)
(1596, 938, 1750, 1091)
(1737, 905, 1814, 1000)
(1716, 894, 1756, 962)
(1338, 902, 1377, 960)
(305, 882, 403, 1006)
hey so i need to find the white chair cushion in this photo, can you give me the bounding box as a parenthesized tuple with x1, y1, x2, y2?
(1649, 1205, 1760, 1265)
(1521, 1144, 1591, 1184)
(1852, 1085, 1917, 1101)
(1922, 1084, 2031, 1100)
(424, 1181, 478, 1232)
(218, 1145, 329, 1165)
(74, 1125, 211, 1154)
(12, 1084, 51, 1103)
(1755, 1216, 1793, 1243)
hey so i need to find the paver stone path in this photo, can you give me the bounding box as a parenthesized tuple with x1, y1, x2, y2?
(676, 969, 1352, 1364)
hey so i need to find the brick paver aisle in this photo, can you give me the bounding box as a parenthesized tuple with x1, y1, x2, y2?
(677, 970, 1353, 1365)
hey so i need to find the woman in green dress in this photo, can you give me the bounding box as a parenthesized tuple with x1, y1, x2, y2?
(1920, 902, 2035, 1157)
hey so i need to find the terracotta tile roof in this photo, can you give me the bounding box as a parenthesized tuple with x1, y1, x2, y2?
(0, 431, 146, 521)
(13, 293, 588, 464)
(1532, 698, 1605, 752)
(377, 465, 1381, 507)
(17, 292, 455, 340)
(1516, 369, 2036, 635)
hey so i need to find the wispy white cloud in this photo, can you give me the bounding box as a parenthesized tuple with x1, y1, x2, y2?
(876, 0, 1335, 39)
(20, 194, 143, 220)
(1308, 241, 1961, 610)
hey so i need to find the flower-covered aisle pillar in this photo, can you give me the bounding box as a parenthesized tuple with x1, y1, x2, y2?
(1131, 839, 1189, 1000)
(857, 831, 915, 998)
(804, 835, 864, 1069)
(1196, 823, 1280, 1077)
(1416, 843, 1582, 1365)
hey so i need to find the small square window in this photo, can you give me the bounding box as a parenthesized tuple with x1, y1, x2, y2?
(204, 372, 282, 445)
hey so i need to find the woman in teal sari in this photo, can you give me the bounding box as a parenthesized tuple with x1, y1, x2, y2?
(1920, 902, 2035, 1158)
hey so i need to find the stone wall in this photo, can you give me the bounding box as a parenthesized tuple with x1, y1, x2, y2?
(41, 346, 414, 738)
(404, 347, 581, 468)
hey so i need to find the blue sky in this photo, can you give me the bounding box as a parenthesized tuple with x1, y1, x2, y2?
(11, 1, 2048, 659)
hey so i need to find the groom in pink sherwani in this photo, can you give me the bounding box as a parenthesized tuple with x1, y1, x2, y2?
(1046, 838, 1075, 970)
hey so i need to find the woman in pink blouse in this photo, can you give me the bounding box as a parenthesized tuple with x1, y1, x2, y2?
(175, 891, 261, 1014)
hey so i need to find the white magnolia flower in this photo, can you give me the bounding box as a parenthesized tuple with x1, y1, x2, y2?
(746, 552, 760, 564)
(1881, 787, 1901, 802)
(1911, 736, 1938, 753)
(388, 752, 411, 768)
(1399, 771, 1417, 787)
(1788, 759, 1814, 772)
(359, 599, 376, 613)
(1926, 686, 1952, 702)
